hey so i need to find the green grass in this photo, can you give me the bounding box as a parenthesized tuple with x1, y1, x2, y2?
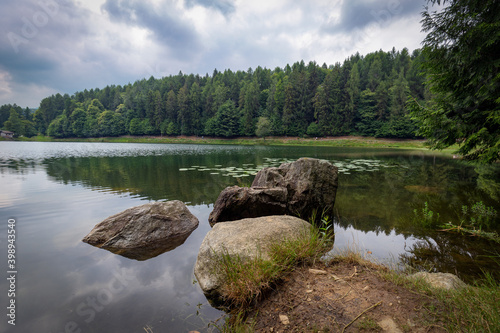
(210, 222, 332, 331)
(382, 261, 500, 333)
(356, 316, 381, 330)
(213, 225, 330, 309)
(16, 135, 431, 150)
(441, 273, 500, 332)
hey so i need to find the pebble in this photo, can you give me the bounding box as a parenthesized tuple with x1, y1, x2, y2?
(279, 314, 290, 325)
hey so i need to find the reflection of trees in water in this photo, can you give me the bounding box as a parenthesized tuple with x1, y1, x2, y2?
(476, 164, 500, 202)
(400, 232, 500, 283)
(0, 158, 38, 174)
(336, 155, 500, 234)
(336, 155, 500, 282)
(43, 155, 253, 205)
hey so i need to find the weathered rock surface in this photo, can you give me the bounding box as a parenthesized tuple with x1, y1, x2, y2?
(209, 158, 338, 225)
(208, 186, 287, 225)
(410, 272, 466, 290)
(82, 200, 199, 260)
(252, 157, 338, 217)
(194, 215, 312, 306)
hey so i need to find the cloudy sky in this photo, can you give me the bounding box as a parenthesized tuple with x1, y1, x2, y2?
(1, 0, 430, 108)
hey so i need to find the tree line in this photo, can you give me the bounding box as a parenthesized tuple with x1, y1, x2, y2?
(1, 47, 428, 139)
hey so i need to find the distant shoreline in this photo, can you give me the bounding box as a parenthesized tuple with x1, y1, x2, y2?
(11, 135, 434, 149)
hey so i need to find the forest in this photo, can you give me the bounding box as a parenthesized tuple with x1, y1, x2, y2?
(1, 47, 427, 139)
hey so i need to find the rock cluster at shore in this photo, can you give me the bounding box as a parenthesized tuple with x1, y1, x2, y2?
(196, 158, 339, 305)
(209, 157, 338, 225)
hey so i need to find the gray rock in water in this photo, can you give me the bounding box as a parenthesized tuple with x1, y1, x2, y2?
(410, 272, 466, 290)
(254, 157, 338, 219)
(194, 215, 312, 307)
(209, 158, 338, 225)
(208, 186, 287, 226)
(82, 200, 199, 260)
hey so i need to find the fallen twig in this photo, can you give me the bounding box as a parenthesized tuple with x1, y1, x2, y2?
(341, 301, 382, 333)
(334, 287, 352, 302)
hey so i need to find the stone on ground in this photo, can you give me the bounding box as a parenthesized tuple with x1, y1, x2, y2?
(410, 272, 465, 290)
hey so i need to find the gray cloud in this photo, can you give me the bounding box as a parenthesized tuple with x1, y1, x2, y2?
(324, 0, 425, 33)
(184, 0, 235, 16)
(0, 0, 429, 107)
(0, 0, 92, 88)
(101, 0, 201, 56)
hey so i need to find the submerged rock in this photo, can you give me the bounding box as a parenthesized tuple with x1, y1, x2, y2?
(82, 200, 199, 260)
(209, 158, 338, 225)
(194, 215, 312, 307)
(404, 185, 441, 195)
(410, 272, 466, 290)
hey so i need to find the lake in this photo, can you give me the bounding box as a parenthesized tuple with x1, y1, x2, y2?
(1, 141, 499, 332)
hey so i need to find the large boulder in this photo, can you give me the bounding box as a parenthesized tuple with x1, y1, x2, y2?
(82, 200, 199, 260)
(209, 158, 338, 225)
(253, 157, 338, 219)
(194, 215, 312, 306)
(208, 186, 287, 226)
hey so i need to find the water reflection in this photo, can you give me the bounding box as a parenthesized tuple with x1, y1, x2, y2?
(1, 142, 500, 332)
(400, 232, 500, 284)
(37, 145, 500, 282)
(91, 230, 197, 261)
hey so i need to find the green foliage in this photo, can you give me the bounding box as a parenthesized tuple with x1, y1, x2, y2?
(440, 222, 500, 243)
(412, 200, 499, 241)
(411, 0, 500, 163)
(255, 116, 271, 138)
(22, 119, 37, 137)
(461, 201, 498, 229)
(439, 201, 500, 243)
(205, 100, 240, 137)
(3, 48, 431, 139)
(306, 122, 321, 137)
(128, 118, 143, 136)
(4, 108, 23, 137)
(317, 213, 333, 239)
(413, 202, 440, 228)
(70, 108, 86, 137)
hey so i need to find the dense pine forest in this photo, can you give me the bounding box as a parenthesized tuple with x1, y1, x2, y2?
(1, 47, 428, 139)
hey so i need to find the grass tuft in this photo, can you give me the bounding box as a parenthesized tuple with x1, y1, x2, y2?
(440, 272, 500, 332)
(213, 225, 331, 309)
(381, 261, 500, 333)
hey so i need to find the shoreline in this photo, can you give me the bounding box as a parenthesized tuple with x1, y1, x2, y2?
(14, 135, 432, 149)
(218, 250, 499, 333)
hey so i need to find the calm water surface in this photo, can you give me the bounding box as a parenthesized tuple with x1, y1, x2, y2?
(1, 142, 499, 332)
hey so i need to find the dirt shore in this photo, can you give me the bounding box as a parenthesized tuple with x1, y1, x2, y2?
(245, 261, 446, 333)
